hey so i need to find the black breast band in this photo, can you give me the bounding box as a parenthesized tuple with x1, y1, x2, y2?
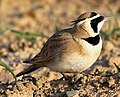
(82, 34, 100, 46)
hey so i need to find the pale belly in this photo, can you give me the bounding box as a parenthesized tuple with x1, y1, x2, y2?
(48, 39, 102, 73)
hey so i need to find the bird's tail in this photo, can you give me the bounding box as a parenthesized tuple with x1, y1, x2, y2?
(16, 64, 41, 77)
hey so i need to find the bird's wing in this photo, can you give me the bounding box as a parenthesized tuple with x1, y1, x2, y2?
(30, 31, 75, 65)
(16, 29, 84, 77)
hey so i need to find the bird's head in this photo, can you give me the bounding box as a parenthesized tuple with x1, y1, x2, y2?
(72, 12, 110, 37)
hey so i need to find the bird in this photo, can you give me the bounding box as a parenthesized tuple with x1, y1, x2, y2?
(16, 12, 110, 77)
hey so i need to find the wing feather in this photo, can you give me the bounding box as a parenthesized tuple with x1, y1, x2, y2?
(30, 32, 73, 64)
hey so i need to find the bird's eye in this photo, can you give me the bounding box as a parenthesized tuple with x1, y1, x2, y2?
(99, 16, 104, 20)
(91, 16, 104, 23)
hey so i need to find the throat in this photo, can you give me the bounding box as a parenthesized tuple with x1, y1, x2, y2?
(82, 34, 100, 46)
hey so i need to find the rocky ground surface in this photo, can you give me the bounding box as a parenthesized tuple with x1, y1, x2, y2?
(0, 0, 120, 97)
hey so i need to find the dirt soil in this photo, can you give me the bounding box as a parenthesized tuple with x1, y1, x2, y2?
(0, 0, 120, 97)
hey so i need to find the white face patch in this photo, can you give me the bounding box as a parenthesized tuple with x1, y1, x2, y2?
(97, 21, 104, 32)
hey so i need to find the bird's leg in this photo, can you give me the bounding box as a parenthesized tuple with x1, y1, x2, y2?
(71, 73, 83, 83)
(61, 73, 74, 80)
(61, 73, 83, 84)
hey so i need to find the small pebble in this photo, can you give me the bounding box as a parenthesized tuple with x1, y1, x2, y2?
(66, 90, 79, 97)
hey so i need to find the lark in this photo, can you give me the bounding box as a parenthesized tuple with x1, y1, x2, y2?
(16, 12, 109, 77)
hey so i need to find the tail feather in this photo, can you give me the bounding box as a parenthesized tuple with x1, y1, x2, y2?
(23, 60, 30, 63)
(16, 64, 40, 77)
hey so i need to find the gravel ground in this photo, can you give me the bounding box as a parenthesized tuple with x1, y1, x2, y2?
(0, 0, 120, 97)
